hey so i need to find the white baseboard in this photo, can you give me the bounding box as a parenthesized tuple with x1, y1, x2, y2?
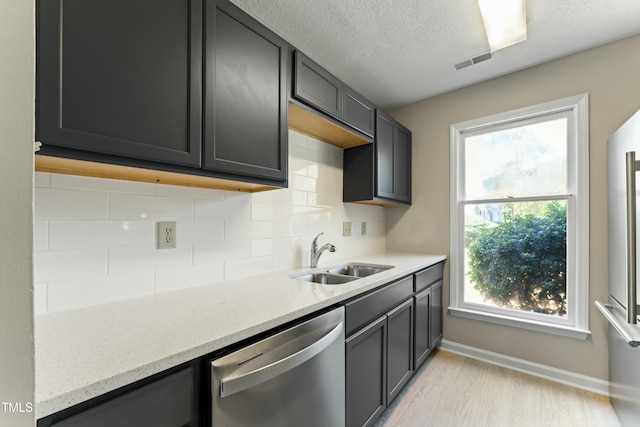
(439, 340, 610, 396)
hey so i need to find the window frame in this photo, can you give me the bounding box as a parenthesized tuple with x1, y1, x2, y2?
(449, 94, 590, 339)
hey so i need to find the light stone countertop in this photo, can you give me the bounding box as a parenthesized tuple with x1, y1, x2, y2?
(35, 252, 447, 419)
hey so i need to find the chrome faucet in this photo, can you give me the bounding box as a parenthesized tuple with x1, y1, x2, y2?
(310, 232, 336, 268)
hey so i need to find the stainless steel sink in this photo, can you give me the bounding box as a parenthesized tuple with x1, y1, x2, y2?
(292, 263, 394, 285)
(327, 263, 393, 278)
(294, 273, 358, 285)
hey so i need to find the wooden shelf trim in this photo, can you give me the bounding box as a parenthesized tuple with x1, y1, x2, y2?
(288, 102, 371, 149)
(34, 156, 279, 192)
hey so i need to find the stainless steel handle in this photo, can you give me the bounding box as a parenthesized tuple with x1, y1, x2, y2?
(218, 321, 343, 398)
(626, 151, 638, 324)
(595, 301, 640, 347)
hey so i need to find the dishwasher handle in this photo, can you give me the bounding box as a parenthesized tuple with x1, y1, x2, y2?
(217, 320, 343, 398)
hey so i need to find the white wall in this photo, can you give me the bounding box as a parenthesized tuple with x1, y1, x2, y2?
(0, 0, 35, 425)
(387, 34, 640, 381)
(34, 130, 386, 313)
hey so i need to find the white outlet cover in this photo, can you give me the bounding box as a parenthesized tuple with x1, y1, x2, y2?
(157, 221, 177, 249)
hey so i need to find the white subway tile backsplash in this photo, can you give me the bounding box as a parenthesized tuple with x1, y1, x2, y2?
(34, 172, 50, 187)
(110, 194, 193, 220)
(224, 256, 273, 281)
(34, 249, 107, 282)
(33, 130, 386, 313)
(251, 202, 292, 221)
(291, 175, 317, 192)
(46, 270, 155, 313)
(291, 190, 308, 206)
(194, 199, 249, 221)
(108, 245, 193, 275)
(251, 239, 274, 257)
(193, 240, 251, 264)
(156, 184, 225, 200)
(35, 188, 109, 219)
(272, 252, 299, 271)
(289, 157, 308, 176)
(154, 262, 224, 293)
(34, 220, 48, 251)
(178, 221, 224, 243)
(50, 174, 156, 195)
(49, 220, 154, 250)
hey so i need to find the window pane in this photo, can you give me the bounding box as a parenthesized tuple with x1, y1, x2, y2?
(464, 118, 567, 199)
(463, 200, 567, 318)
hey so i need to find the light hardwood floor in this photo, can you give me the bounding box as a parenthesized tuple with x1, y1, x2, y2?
(375, 350, 620, 427)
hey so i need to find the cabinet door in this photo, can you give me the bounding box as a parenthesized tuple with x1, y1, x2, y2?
(374, 110, 412, 203)
(414, 287, 431, 368)
(430, 280, 444, 349)
(46, 367, 194, 427)
(394, 124, 412, 203)
(294, 50, 343, 119)
(386, 299, 414, 404)
(37, 0, 202, 167)
(375, 111, 396, 200)
(204, 0, 288, 181)
(346, 316, 387, 427)
(343, 86, 375, 137)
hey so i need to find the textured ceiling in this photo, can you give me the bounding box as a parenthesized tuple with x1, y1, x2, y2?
(229, 0, 640, 110)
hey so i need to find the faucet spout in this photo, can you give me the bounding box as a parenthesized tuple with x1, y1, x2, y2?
(310, 233, 336, 268)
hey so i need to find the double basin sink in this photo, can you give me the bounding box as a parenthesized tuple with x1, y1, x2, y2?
(293, 263, 394, 285)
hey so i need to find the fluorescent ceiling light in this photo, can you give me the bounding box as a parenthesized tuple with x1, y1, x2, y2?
(478, 0, 527, 51)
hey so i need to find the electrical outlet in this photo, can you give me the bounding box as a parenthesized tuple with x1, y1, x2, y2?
(361, 221, 367, 236)
(343, 221, 352, 237)
(157, 221, 177, 249)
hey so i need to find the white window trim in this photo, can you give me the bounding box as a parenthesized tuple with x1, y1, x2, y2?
(449, 94, 590, 339)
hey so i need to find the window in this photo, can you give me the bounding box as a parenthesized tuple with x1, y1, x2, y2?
(449, 94, 589, 339)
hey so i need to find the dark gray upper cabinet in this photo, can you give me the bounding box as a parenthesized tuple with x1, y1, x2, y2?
(343, 110, 412, 205)
(376, 110, 412, 203)
(294, 50, 343, 119)
(204, 0, 288, 181)
(343, 86, 376, 137)
(293, 50, 375, 137)
(37, 0, 288, 186)
(37, 0, 203, 167)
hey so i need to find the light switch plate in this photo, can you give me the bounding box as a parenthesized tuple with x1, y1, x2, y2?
(157, 221, 176, 249)
(361, 222, 367, 236)
(343, 221, 352, 237)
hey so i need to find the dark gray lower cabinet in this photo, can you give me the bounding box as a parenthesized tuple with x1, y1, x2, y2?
(386, 298, 414, 404)
(414, 263, 444, 368)
(346, 316, 387, 427)
(38, 363, 199, 427)
(414, 287, 432, 368)
(345, 263, 444, 427)
(346, 298, 414, 427)
(429, 280, 444, 350)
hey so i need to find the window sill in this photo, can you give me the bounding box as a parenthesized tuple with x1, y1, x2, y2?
(448, 307, 591, 340)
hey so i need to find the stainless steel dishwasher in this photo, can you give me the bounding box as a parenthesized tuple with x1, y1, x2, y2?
(210, 307, 345, 427)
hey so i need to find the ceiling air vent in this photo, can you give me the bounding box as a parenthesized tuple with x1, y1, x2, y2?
(453, 51, 493, 71)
